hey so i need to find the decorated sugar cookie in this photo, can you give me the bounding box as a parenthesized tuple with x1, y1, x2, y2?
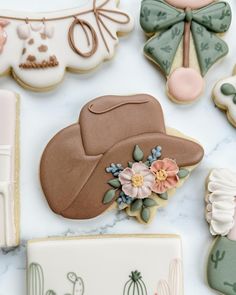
(140, 0, 232, 104)
(27, 235, 184, 295)
(206, 169, 236, 295)
(0, 90, 20, 248)
(40, 94, 204, 224)
(0, 0, 133, 91)
(213, 66, 236, 128)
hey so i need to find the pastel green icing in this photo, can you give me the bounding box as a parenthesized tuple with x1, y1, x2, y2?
(140, 0, 231, 76)
(144, 22, 184, 75)
(207, 237, 236, 295)
(191, 21, 228, 76)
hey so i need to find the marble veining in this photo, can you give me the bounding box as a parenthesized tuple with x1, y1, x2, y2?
(0, 0, 236, 294)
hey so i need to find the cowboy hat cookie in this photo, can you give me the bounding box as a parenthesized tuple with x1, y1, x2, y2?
(140, 0, 232, 104)
(206, 169, 236, 295)
(0, 0, 133, 91)
(40, 94, 204, 224)
(27, 235, 184, 295)
(0, 90, 20, 248)
(213, 66, 236, 128)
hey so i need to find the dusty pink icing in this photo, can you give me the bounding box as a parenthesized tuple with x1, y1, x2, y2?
(165, 0, 214, 9)
(0, 20, 9, 54)
(167, 67, 205, 103)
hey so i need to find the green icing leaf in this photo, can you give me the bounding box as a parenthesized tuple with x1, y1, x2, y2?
(140, 0, 185, 33)
(141, 207, 150, 223)
(178, 168, 190, 179)
(192, 2, 232, 33)
(131, 199, 143, 212)
(143, 198, 157, 207)
(144, 22, 184, 75)
(107, 179, 121, 188)
(159, 192, 168, 200)
(221, 83, 236, 96)
(191, 21, 229, 76)
(133, 145, 144, 162)
(103, 189, 116, 204)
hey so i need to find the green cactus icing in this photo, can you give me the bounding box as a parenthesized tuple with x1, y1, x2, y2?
(123, 271, 148, 295)
(28, 263, 84, 295)
(221, 83, 236, 104)
(207, 237, 236, 295)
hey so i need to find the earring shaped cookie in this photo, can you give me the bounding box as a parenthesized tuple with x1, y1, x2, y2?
(27, 235, 184, 295)
(40, 94, 204, 224)
(213, 66, 236, 128)
(206, 169, 236, 295)
(0, 90, 20, 248)
(0, 0, 133, 91)
(140, 0, 232, 104)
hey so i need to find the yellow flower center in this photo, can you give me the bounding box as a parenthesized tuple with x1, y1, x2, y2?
(155, 169, 168, 182)
(131, 174, 144, 187)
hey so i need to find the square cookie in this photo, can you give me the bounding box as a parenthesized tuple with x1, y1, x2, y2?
(27, 235, 184, 295)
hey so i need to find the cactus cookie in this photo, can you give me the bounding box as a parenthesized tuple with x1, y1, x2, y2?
(213, 66, 236, 128)
(140, 0, 232, 104)
(206, 169, 236, 295)
(27, 235, 184, 295)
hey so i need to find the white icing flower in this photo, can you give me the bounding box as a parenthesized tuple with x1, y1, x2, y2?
(206, 169, 236, 236)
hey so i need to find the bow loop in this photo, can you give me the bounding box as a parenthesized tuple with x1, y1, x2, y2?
(192, 2, 231, 33)
(140, 0, 185, 33)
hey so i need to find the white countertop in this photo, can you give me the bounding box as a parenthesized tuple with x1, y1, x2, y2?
(0, 0, 236, 294)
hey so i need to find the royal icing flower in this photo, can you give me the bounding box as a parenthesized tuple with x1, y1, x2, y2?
(119, 162, 155, 199)
(150, 158, 179, 194)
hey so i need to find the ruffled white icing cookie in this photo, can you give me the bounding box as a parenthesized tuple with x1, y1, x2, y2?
(206, 169, 236, 236)
(213, 66, 236, 128)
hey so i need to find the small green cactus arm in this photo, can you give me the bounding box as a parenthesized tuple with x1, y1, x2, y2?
(211, 250, 226, 269)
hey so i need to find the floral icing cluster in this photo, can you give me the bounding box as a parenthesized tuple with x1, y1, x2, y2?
(103, 145, 189, 223)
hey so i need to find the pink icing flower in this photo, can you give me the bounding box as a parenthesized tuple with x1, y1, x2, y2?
(119, 162, 155, 199)
(150, 158, 179, 194)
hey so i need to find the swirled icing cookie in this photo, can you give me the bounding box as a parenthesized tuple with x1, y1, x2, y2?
(213, 66, 236, 128)
(140, 0, 232, 104)
(0, 0, 133, 91)
(40, 94, 204, 224)
(27, 235, 184, 295)
(0, 90, 20, 248)
(206, 169, 236, 295)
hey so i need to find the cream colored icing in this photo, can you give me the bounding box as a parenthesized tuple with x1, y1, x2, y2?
(27, 235, 183, 295)
(213, 71, 236, 126)
(165, 0, 214, 9)
(167, 67, 205, 103)
(156, 259, 183, 295)
(206, 169, 236, 237)
(0, 0, 134, 90)
(0, 90, 18, 248)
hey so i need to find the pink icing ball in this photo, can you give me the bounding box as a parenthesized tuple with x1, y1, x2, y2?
(167, 67, 205, 103)
(165, 0, 214, 9)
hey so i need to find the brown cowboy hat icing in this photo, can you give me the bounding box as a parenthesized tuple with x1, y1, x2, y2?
(40, 94, 204, 222)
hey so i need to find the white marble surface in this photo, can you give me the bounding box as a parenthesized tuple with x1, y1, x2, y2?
(0, 0, 236, 294)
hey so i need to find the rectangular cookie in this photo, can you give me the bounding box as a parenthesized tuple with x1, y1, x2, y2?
(27, 235, 184, 295)
(0, 90, 20, 247)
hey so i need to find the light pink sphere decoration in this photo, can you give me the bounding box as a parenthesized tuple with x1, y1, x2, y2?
(167, 67, 205, 103)
(165, 0, 214, 9)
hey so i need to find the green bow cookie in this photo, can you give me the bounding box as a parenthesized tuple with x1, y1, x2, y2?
(140, 0, 232, 76)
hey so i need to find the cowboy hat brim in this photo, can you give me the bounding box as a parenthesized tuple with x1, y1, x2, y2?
(40, 124, 204, 219)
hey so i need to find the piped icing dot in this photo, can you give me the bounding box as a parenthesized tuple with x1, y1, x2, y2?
(164, 0, 214, 9)
(167, 67, 204, 103)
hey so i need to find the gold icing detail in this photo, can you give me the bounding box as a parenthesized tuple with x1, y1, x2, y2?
(38, 44, 48, 52)
(155, 170, 168, 182)
(132, 174, 144, 188)
(19, 55, 59, 69)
